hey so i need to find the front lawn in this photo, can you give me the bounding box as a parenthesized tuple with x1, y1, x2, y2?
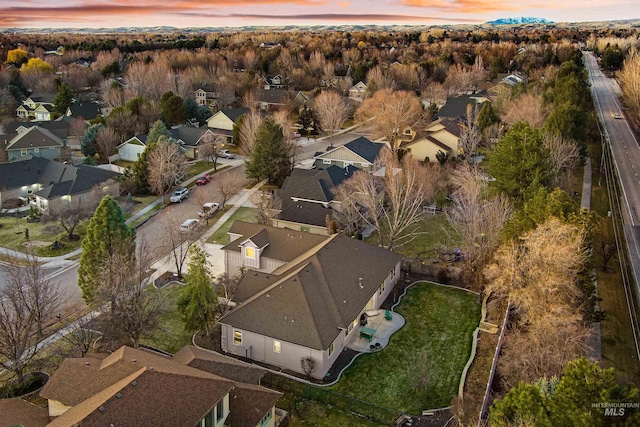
(185, 161, 228, 181)
(140, 284, 193, 354)
(330, 282, 481, 413)
(365, 214, 461, 258)
(206, 207, 258, 245)
(0, 216, 84, 256)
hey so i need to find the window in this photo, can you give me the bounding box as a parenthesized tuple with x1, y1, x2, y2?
(245, 247, 255, 259)
(233, 329, 242, 346)
(322, 159, 332, 165)
(360, 163, 369, 168)
(21, 149, 27, 156)
(216, 399, 224, 422)
(379, 282, 385, 295)
(328, 342, 334, 356)
(273, 340, 281, 353)
(204, 408, 213, 427)
(347, 318, 357, 335)
(136, 152, 141, 159)
(33, 148, 39, 153)
(259, 410, 272, 427)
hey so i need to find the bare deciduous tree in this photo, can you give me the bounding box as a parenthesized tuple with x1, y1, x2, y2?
(619, 48, 640, 128)
(355, 89, 423, 151)
(0, 252, 62, 381)
(543, 134, 580, 190)
(217, 172, 244, 209)
(95, 126, 120, 164)
(199, 135, 225, 171)
(459, 104, 481, 163)
(238, 110, 263, 155)
(314, 91, 349, 147)
(252, 191, 281, 226)
(44, 190, 100, 241)
(336, 150, 439, 251)
(500, 93, 546, 129)
(484, 218, 589, 385)
(147, 137, 186, 203)
(159, 217, 198, 279)
(446, 164, 512, 278)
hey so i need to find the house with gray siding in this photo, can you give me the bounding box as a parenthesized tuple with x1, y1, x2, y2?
(273, 166, 357, 235)
(5, 125, 64, 162)
(218, 222, 403, 379)
(312, 136, 387, 172)
(0, 156, 120, 213)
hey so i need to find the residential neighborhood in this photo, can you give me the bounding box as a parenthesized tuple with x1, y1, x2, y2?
(0, 17, 639, 427)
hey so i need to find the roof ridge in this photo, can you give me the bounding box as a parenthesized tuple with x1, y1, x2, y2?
(271, 233, 337, 276)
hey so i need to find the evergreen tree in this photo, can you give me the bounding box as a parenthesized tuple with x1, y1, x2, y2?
(78, 196, 135, 305)
(81, 123, 103, 158)
(53, 82, 73, 115)
(490, 358, 640, 426)
(487, 122, 550, 204)
(160, 91, 186, 125)
(132, 121, 171, 194)
(478, 102, 499, 132)
(177, 246, 217, 335)
(245, 117, 293, 187)
(297, 106, 315, 136)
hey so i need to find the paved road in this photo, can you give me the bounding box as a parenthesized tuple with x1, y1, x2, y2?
(584, 52, 640, 224)
(7, 130, 371, 315)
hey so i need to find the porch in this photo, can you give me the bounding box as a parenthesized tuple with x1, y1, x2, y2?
(346, 309, 405, 353)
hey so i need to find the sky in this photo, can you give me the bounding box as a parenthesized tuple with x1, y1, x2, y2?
(0, 0, 637, 29)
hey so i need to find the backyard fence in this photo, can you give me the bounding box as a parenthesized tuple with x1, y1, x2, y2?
(478, 301, 511, 425)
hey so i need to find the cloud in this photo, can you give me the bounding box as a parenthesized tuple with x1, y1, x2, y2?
(183, 12, 481, 22)
(399, 0, 522, 13)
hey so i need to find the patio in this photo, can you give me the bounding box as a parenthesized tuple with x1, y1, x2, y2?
(347, 309, 405, 353)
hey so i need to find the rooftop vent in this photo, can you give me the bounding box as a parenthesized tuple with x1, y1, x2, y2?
(359, 278, 363, 289)
(99, 406, 105, 413)
(116, 393, 122, 399)
(131, 381, 137, 387)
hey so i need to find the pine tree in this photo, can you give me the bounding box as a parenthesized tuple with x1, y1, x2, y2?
(245, 117, 293, 187)
(54, 82, 74, 115)
(177, 246, 217, 335)
(78, 196, 135, 305)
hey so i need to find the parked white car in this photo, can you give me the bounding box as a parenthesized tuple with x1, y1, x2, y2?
(170, 187, 189, 203)
(198, 202, 220, 219)
(179, 219, 199, 233)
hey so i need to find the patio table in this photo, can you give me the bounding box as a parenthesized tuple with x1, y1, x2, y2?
(360, 326, 377, 341)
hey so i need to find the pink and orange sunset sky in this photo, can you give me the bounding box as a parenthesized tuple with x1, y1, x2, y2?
(0, 0, 637, 29)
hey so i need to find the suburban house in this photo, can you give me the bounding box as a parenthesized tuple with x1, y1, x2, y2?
(4, 126, 64, 162)
(207, 107, 250, 143)
(273, 166, 357, 235)
(117, 127, 217, 161)
(3, 116, 82, 152)
(500, 73, 526, 87)
(437, 93, 489, 120)
(37, 345, 281, 427)
(348, 81, 368, 101)
(195, 85, 220, 109)
(0, 156, 120, 213)
(65, 102, 102, 122)
(16, 93, 56, 121)
(255, 89, 308, 111)
(401, 117, 463, 163)
(320, 75, 354, 92)
(218, 222, 403, 379)
(260, 74, 286, 90)
(312, 136, 386, 172)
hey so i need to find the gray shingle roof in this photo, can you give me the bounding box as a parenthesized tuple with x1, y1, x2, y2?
(6, 126, 64, 150)
(173, 346, 267, 385)
(27, 92, 56, 104)
(317, 136, 384, 163)
(219, 232, 403, 350)
(221, 107, 250, 123)
(68, 102, 102, 120)
(257, 89, 290, 105)
(222, 221, 329, 263)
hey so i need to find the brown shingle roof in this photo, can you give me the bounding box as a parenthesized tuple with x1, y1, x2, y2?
(228, 383, 281, 427)
(219, 233, 403, 350)
(222, 221, 330, 262)
(51, 370, 231, 427)
(173, 346, 267, 384)
(0, 398, 49, 427)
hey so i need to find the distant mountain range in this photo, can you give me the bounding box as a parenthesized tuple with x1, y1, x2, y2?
(486, 17, 553, 25)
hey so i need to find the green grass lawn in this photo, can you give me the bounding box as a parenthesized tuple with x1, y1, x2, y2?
(330, 282, 481, 413)
(206, 207, 258, 245)
(365, 214, 460, 258)
(185, 161, 229, 181)
(0, 216, 85, 257)
(140, 284, 193, 354)
(128, 204, 162, 228)
(290, 401, 384, 427)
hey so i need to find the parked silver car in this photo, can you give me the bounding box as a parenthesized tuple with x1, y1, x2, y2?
(170, 187, 189, 203)
(218, 149, 236, 159)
